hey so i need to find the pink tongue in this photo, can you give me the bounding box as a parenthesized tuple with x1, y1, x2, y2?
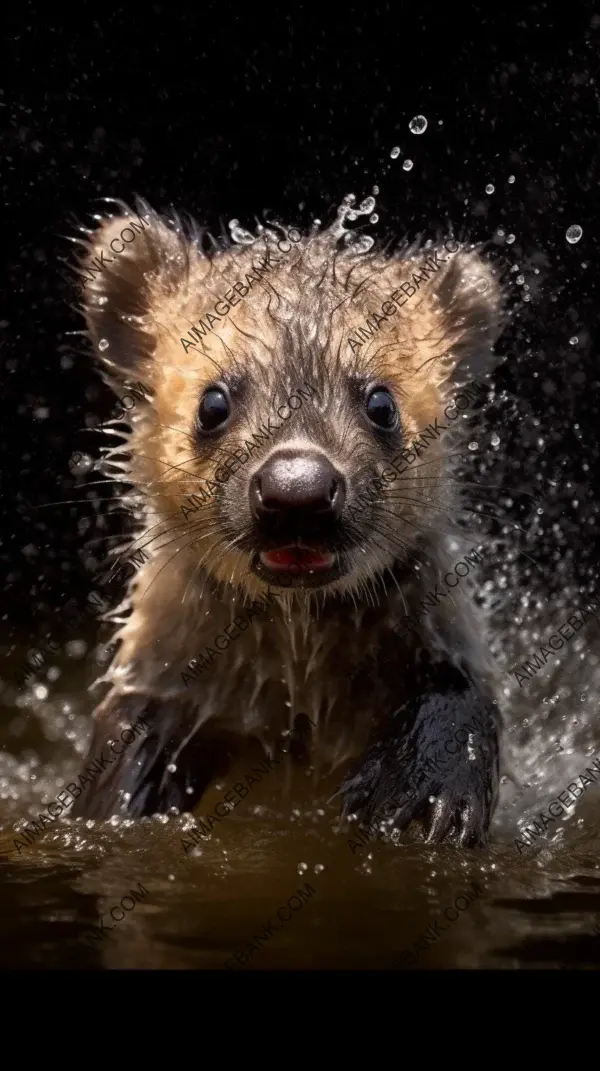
(264, 547, 329, 568)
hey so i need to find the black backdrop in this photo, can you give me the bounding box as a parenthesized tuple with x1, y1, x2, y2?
(2, 2, 600, 657)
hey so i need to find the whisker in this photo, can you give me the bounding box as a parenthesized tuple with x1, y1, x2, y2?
(129, 451, 211, 482)
(382, 493, 523, 533)
(376, 506, 464, 545)
(139, 418, 197, 444)
(140, 533, 211, 601)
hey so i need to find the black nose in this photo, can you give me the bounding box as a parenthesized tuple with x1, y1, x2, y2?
(250, 450, 346, 523)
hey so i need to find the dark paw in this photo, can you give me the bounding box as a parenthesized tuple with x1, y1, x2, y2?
(340, 686, 499, 848)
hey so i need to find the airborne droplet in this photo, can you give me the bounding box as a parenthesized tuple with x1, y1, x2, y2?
(566, 224, 583, 244)
(69, 451, 94, 475)
(408, 115, 427, 134)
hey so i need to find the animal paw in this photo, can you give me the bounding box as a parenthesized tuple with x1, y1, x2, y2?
(340, 685, 499, 848)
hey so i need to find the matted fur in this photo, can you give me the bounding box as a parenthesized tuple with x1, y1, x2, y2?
(76, 201, 504, 775)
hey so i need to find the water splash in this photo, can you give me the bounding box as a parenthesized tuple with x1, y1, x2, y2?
(227, 219, 257, 245)
(328, 192, 379, 253)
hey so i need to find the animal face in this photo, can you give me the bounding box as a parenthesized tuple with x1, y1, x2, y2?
(79, 205, 502, 602)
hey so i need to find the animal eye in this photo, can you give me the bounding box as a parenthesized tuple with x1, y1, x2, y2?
(366, 388, 398, 430)
(198, 387, 230, 432)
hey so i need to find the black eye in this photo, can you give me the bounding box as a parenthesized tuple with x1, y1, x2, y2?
(198, 387, 230, 432)
(366, 388, 398, 430)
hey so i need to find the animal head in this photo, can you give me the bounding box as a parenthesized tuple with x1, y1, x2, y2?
(78, 202, 503, 604)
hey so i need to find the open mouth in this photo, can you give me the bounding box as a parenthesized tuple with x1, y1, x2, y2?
(259, 545, 336, 572)
(253, 542, 339, 587)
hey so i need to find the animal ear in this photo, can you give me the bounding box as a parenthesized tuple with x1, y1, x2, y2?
(425, 243, 504, 381)
(76, 202, 190, 387)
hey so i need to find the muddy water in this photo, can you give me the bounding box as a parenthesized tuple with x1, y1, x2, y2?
(3, 616, 600, 971)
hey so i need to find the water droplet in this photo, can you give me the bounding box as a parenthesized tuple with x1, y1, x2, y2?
(358, 196, 376, 214)
(314, 863, 325, 874)
(97, 296, 108, 306)
(409, 114, 428, 134)
(475, 278, 489, 293)
(98, 339, 110, 352)
(390, 146, 401, 159)
(228, 219, 256, 245)
(402, 159, 413, 171)
(66, 639, 87, 659)
(369, 213, 379, 224)
(468, 441, 478, 451)
(491, 433, 500, 446)
(569, 336, 579, 346)
(508, 174, 515, 184)
(345, 233, 375, 253)
(496, 227, 505, 238)
(566, 224, 583, 244)
(33, 684, 48, 700)
(372, 185, 379, 195)
(485, 183, 495, 194)
(167, 763, 177, 774)
(506, 233, 515, 244)
(516, 274, 525, 285)
(297, 861, 308, 875)
(69, 451, 94, 475)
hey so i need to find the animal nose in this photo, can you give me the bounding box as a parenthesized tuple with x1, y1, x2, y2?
(250, 450, 346, 522)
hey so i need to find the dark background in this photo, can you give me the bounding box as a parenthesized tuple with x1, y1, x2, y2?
(2, 1, 600, 660)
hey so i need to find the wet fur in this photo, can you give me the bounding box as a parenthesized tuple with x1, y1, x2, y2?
(71, 199, 504, 845)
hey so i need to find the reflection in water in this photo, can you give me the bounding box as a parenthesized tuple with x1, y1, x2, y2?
(2, 664, 600, 971)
